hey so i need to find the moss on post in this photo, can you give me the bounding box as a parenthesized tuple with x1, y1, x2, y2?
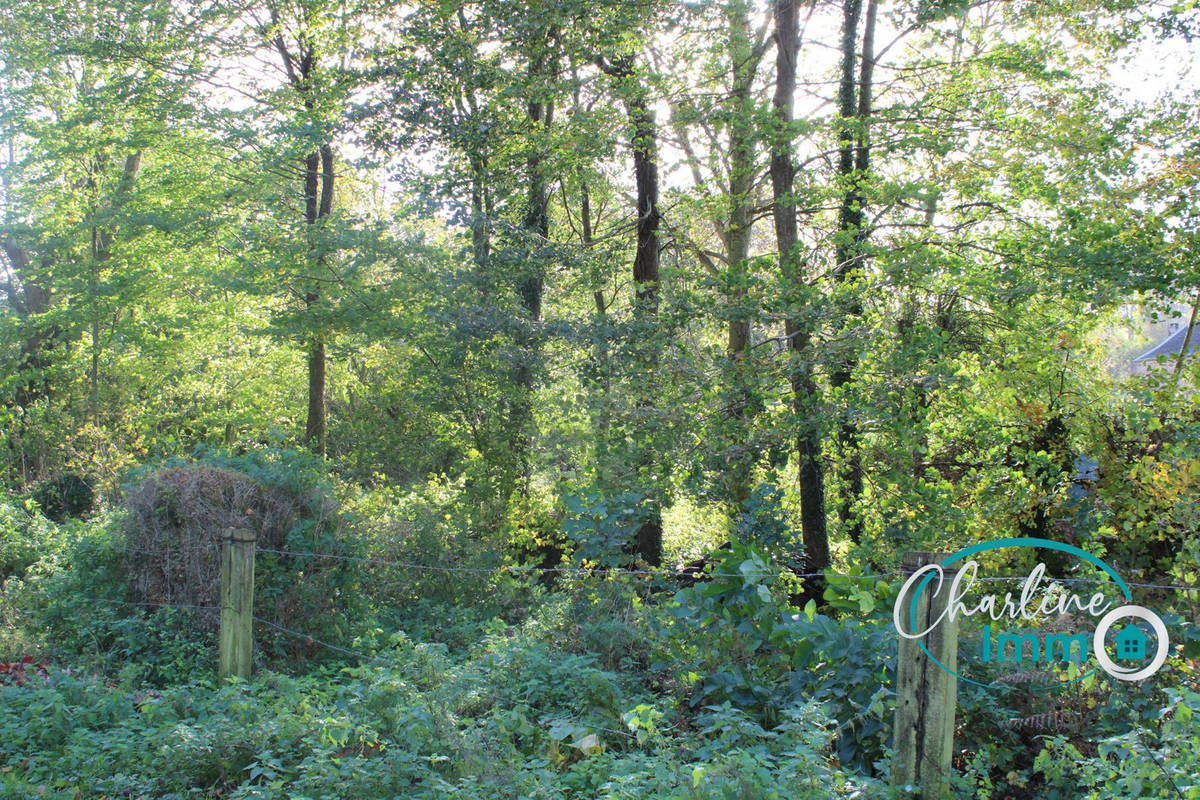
(892, 551, 959, 798)
(219, 528, 256, 681)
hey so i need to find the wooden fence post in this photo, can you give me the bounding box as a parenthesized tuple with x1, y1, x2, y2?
(892, 551, 960, 798)
(219, 528, 256, 681)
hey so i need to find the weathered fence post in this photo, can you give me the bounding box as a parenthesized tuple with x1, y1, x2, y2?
(219, 528, 256, 681)
(892, 551, 959, 798)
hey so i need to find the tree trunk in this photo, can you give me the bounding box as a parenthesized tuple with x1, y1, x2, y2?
(521, 92, 550, 316)
(724, 0, 764, 509)
(0, 238, 56, 408)
(273, 19, 334, 457)
(89, 150, 142, 423)
(1, 234, 56, 482)
(468, 152, 491, 281)
(628, 70, 663, 568)
(899, 189, 943, 481)
(579, 172, 615, 483)
(629, 98, 661, 315)
(771, 0, 829, 587)
(511, 41, 556, 496)
(598, 54, 664, 566)
(1172, 288, 1200, 391)
(305, 337, 326, 452)
(829, 0, 876, 545)
(301, 141, 334, 456)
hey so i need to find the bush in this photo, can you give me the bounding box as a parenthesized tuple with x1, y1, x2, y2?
(666, 540, 796, 715)
(0, 494, 59, 579)
(30, 473, 95, 523)
(341, 477, 530, 646)
(121, 448, 360, 659)
(1034, 687, 1200, 799)
(561, 488, 651, 567)
(662, 540, 898, 776)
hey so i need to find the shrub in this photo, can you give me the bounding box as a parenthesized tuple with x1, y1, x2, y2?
(0, 494, 59, 579)
(340, 477, 535, 646)
(665, 540, 798, 716)
(30, 473, 95, 523)
(121, 449, 360, 659)
(0, 654, 883, 800)
(783, 612, 896, 773)
(1034, 687, 1200, 799)
(731, 481, 803, 571)
(663, 540, 898, 776)
(561, 488, 651, 567)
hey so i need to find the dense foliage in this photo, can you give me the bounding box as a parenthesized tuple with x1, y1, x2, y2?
(1, 0, 1199, 796)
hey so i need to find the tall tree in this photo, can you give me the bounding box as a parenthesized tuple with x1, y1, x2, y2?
(511, 17, 560, 494)
(665, 0, 771, 509)
(827, 0, 877, 543)
(0, 0, 223, 482)
(0, 225, 54, 410)
(723, 0, 771, 508)
(769, 0, 829, 579)
(88, 151, 144, 422)
(597, 51, 665, 565)
(262, 0, 339, 457)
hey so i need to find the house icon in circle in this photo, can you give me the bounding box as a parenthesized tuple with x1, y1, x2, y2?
(1114, 624, 1148, 660)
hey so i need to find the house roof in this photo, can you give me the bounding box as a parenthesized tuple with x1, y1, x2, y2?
(1115, 625, 1148, 642)
(1134, 325, 1200, 363)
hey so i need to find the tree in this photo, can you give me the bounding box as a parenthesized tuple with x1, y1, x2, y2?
(0, 0, 229, 483)
(510, 5, 561, 494)
(769, 0, 830, 580)
(256, 0, 344, 457)
(596, 47, 665, 565)
(664, 0, 773, 509)
(825, 0, 878, 544)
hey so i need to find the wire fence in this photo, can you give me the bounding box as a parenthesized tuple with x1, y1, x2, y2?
(251, 616, 389, 664)
(255, 545, 1200, 592)
(253, 545, 892, 580)
(63, 537, 1200, 590)
(5, 539, 1198, 671)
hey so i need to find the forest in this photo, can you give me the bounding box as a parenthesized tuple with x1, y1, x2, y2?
(1, 0, 1199, 797)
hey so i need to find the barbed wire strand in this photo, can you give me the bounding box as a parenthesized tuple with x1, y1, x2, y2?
(251, 616, 392, 665)
(253, 546, 895, 580)
(66, 540, 1197, 591)
(254, 546, 1200, 591)
(88, 598, 221, 612)
(6, 590, 1197, 674)
(3, 590, 221, 613)
(11, 540, 1200, 590)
